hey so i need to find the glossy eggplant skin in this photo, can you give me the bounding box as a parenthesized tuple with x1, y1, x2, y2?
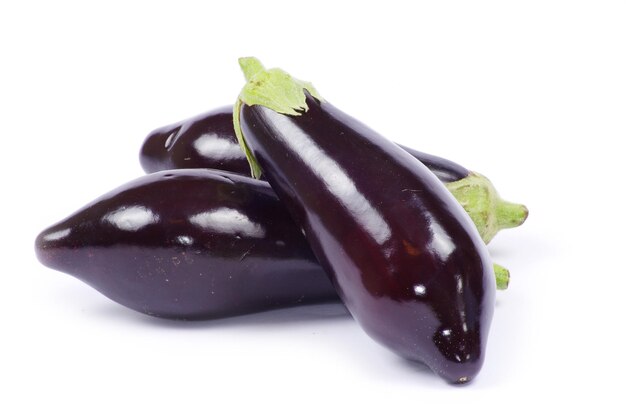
(35, 169, 337, 320)
(140, 107, 252, 176)
(139, 106, 469, 183)
(239, 94, 495, 383)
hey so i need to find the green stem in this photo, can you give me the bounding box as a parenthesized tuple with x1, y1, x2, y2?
(239, 57, 266, 81)
(445, 172, 529, 244)
(233, 98, 263, 179)
(493, 263, 510, 290)
(496, 199, 529, 230)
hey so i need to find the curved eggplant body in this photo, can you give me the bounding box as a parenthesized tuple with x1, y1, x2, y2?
(239, 95, 495, 383)
(35, 170, 336, 319)
(140, 107, 469, 182)
(140, 107, 252, 176)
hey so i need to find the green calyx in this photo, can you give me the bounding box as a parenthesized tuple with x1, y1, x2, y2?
(237, 57, 323, 115)
(445, 172, 529, 244)
(233, 57, 323, 178)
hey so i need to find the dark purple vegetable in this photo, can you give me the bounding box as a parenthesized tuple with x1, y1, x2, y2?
(140, 106, 468, 183)
(139, 108, 527, 244)
(140, 107, 252, 177)
(35, 169, 335, 319)
(233, 58, 495, 383)
(35, 169, 508, 320)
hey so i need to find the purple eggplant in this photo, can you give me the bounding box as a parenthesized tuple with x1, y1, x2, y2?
(140, 107, 527, 243)
(35, 169, 509, 320)
(35, 170, 334, 319)
(139, 107, 468, 183)
(140, 107, 252, 178)
(233, 57, 495, 383)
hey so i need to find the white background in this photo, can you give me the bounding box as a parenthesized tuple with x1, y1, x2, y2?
(2, 1, 625, 413)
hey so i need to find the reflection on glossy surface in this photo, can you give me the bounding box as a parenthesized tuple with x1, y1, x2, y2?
(413, 284, 426, 296)
(42, 228, 71, 241)
(261, 108, 391, 245)
(35, 169, 337, 319)
(103, 205, 159, 231)
(175, 235, 194, 246)
(193, 134, 244, 160)
(240, 94, 495, 384)
(427, 218, 455, 261)
(189, 207, 266, 238)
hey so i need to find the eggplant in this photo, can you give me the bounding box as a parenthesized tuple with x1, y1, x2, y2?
(35, 169, 509, 320)
(35, 169, 333, 319)
(140, 107, 527, 244)
(139, 107, 469, 182)
(233, 58, 495, 383)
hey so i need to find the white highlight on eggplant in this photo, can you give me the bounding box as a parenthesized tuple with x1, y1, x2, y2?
(413, 284, 427, 296)
(428, 220, 455, 261)
(456, 274, 464, 294)
(176, 235, 194, 246)
(43, 228, 71, 241)
(164, 131, 177, 149)
(104, 206, 159, 231)
(193, 134, 243, 160)
(190, 207, 266, 238)
(260, 107, 391, 245)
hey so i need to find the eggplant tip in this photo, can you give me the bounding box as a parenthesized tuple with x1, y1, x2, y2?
(34, 225, 72, 271)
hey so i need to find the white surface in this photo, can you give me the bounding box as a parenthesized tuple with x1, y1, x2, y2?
(2, 1, 625, 413)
